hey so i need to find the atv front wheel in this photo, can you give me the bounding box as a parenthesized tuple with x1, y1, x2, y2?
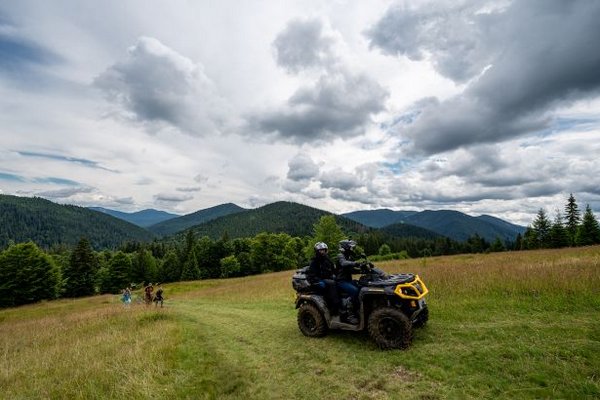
(297, 303, 327, 337)
(412, 307, 429, 329)
(368, 307, 412, 349)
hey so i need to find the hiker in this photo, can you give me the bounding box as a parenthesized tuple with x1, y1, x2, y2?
(121, 287, 132, 306)
(154, 285, 164, 307)
(144, 283, 154, 305)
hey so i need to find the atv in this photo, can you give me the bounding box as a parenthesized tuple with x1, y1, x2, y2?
(292, 260, 429, 349)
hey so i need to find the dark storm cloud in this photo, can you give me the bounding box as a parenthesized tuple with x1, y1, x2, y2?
(367, 0, 600, 154)
(273, 18, 334, 73)
(251, 71, 388, 143)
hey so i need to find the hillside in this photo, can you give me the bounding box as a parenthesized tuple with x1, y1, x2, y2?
(344, 208, 525, 242)
(1, 246, 598, 398)
(0, 194, 155, 249)
(149, 203, 246, 236)
(89, 207, 178, 227)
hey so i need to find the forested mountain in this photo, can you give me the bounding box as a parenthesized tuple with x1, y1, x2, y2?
(404, 210, 525, 242)
(343, 209, 525, 242)
(380, 222, 443, 240)
(342, 209, 417, 228)
(170, 201, 368, 240)
(89, 207, 178, 227)
(0, 195, 155, 250)
(149, 203, 246, 236)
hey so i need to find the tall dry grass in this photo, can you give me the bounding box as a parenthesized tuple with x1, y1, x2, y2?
(380, 246, 600, 300)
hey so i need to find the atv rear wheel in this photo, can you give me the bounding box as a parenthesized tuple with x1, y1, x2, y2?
(297, 303, 327, 337)
(368, 307, 412, 349)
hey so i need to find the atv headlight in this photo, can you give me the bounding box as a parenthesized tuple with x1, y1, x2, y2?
(394, 275, 429, 300)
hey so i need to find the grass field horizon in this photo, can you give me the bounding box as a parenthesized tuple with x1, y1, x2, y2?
(1, 246, 599, 399)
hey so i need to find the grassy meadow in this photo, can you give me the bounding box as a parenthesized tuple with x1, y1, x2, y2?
(1, 246, 599, 399)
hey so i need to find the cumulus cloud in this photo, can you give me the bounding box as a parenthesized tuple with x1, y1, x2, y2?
(320, 168, 362, 190)
(249, 18, 388, 143)
(95, 36, 229, 136)
(368, 0, 600, 154)
(153, 192, 193, 203)
(273, 18, 336, 73)
(251, 70, 387, 143)
(286, 153, 320, 181)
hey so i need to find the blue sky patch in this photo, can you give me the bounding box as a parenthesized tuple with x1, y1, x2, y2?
(0, 172, 25, 182)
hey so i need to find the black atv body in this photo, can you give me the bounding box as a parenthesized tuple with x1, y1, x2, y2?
(293, 264, 429, 349)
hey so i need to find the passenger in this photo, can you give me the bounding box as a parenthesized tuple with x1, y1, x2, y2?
(306, 242, 341, 317)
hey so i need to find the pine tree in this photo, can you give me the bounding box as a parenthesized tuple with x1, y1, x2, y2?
(63, 237, 98, 298)
(514, 233, 523, 250)
(532, 208, 551, 248)
(312, 215, 345, 254)
(101, 251, 132, 294)
(489, 237, 505, 252)
(522, 227, 538, 250)
(549, 210, 569, 248)
(158, 250, 181, 283)
(181, 248, 201, 281)
(130, 249, 158, 284)
(575, 204, 600, 246)
(0, 242, 61, 307)
(564, 193, 581, 246)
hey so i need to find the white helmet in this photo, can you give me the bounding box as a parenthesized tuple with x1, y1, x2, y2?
(314, 242, 328, 252)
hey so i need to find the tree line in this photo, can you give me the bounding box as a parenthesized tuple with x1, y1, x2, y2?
(2, 197, 600, 308)
(520, 194, 600, 249)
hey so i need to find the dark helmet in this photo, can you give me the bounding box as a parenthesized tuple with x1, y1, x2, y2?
(314, 242, 328, 253)
(339, 239, 357, 253)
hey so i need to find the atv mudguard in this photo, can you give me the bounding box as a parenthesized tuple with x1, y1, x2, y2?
(295, 294, 332, 322)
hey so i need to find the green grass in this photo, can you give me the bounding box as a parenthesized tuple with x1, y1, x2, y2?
(1, 246, 599, 399)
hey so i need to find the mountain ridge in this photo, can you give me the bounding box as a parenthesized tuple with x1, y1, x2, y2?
(89, 207, 179, 227)
(342, 208, 525, 242)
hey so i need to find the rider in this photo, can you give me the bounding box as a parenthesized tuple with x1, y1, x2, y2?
(335, 239, 363, 324)
(306, 242, 341, 317)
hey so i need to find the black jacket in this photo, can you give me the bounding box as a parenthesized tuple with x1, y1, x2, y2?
(335, 252, 362, 282)
(306, 255, 335, 283)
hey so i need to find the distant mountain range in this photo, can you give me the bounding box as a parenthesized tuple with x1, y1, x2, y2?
(0, 195, 154, 249)
(342, 209, 526, 242)
(89, 207, 179, 228)
(0, 194, 526, 250)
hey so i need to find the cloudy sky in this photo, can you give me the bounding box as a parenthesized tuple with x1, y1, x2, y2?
(1, 0, 599, 225)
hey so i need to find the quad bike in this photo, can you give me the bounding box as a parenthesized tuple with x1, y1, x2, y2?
(292, 260, 429, 349)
